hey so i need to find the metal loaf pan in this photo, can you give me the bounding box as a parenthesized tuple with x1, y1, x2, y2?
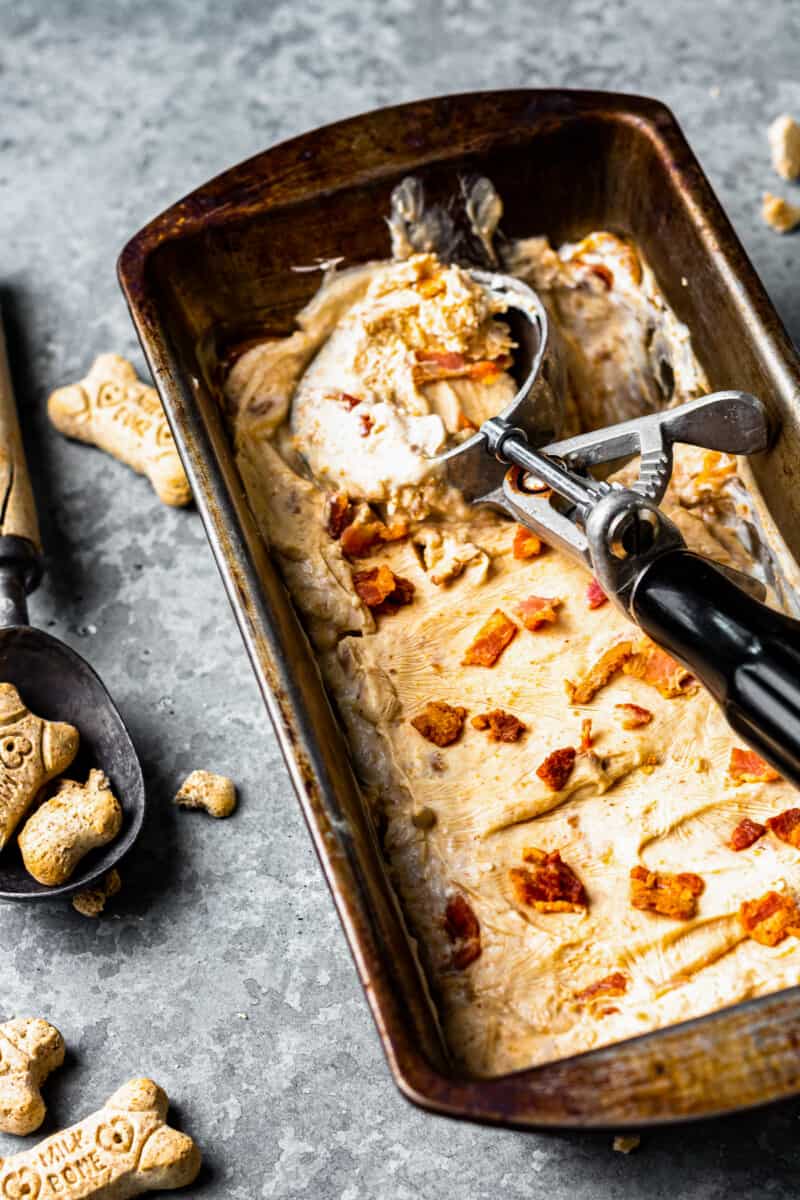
(118, 91, 800, 1129)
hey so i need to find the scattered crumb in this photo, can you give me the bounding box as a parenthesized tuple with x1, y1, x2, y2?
(175, 769, 238, 818)
(769, 114, 800, 181)
(709, 85, 720, 99)
(680, 276, 688, 287)
(236, 1012, 249, 1020)
(613, 1134, 641, 1154)
(71, 868, 121, 918)
(762, 192, 800, 233)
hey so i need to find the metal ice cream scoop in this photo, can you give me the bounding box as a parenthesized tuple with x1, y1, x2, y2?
(0, 310, 145, 900)
(436, 271, 800, 789)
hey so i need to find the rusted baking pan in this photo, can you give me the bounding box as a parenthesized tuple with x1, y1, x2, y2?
(118, 90, 800, 1128)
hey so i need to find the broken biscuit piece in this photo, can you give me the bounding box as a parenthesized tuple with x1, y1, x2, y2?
(72, 868, 122, 918)
(410, 701, 467, 748)
(0, 683, 79, 851)
(48, 354, 191, 507)
(175, 770, 237, 819)
(0, 1018, 65, 1135)
(769, 114, 800, 181)
(19, 769, 123, 886)
(0, 1077, 201, 1197)
(762, 192, 800, 234)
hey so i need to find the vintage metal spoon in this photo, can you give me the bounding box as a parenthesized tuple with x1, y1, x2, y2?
(0, 312, 145, 899)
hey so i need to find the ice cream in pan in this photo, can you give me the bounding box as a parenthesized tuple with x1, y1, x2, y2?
(226, 178, 800, 1075)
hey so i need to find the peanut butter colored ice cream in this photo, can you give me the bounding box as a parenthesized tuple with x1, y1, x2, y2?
(226, 211, 800, 1076)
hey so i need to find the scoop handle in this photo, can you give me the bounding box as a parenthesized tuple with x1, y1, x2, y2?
(632, 549, 800, 786)
(0, 314, 41, 551)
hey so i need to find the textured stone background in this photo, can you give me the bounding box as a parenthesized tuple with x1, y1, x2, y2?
(2, 0, 800, 1195)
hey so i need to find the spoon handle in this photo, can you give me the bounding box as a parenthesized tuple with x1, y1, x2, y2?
(0, 313, 41, 552)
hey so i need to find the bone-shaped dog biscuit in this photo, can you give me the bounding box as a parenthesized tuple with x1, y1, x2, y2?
(0, 1019, 65, 1136)
(19, 770, 122, 886)
(0, 1077, 201, 1198)
(0, 684, 79, 851)
(48, 355, 191, 507)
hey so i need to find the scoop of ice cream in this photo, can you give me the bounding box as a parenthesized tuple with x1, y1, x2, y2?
(289, 254, 516, 502)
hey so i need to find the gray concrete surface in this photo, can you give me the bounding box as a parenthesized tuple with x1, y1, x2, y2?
(3, 0, 800, 1195)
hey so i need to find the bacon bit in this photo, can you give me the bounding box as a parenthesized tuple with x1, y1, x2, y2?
(614, 702, 653, 730)
(566, 641, 634, 705)
(516, 594, 562, 631)
(587, 263, 614, 290)
(471, 709, 527, 743)
(456, 411, 478, 432)
(512, 525, 543, 560)
(352, 564, 414, 614)
(694, 450, 737, 493)
(586, 579, 608, 609)
(630, 866, 704, 920)
(536, 746, 576, 791)
(410, 700, 467, 748)
(444, 894, 482, 968)
(325, 491, 353, 539)
(358, 411, 374, 437)
(728, 746, 782, 784)
(340, 517, 409, 559)
(622, 640, 696, 698)
(510, 848, 587, 912)
(462, 609, 518, 667)
(767, 807, 800, 848)
(335, 392, 362, 409)
(739, 890, 800, 946)
(580, 718, 594, 752)
(413, 349, 513, 386)
(416, 276, 445, 299)
(469, 354, 513, 382)
(574, 971, 628, 1002)
(729, 817, 767, 852)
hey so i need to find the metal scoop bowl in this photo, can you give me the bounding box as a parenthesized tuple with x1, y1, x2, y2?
(0, 315, 145, 900)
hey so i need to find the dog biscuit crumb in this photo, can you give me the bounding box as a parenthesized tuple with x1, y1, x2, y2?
(612, 1134, 641, 1154)
(72, 868, 122, 918)
(175, 770, 237, 818)
(0, 1077, 200, 1197)
(48, 354, 191, 507)
(0, 683, 79, 850)
(0, 1018, 65, 1135)
(19, 769, 122, 886)
(769, 114, 800, 180)
(762, 191, 800, 233)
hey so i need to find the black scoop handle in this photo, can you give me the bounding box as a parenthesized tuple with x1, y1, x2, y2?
(632, 550, 800, 786)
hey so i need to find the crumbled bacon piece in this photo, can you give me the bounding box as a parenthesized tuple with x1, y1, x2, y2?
(586, 579, 608, 609)
(462, 609, 518, 667)
(729, 746, 782, 784)
(536, 746, 576, 791)
(767, 807, 800, 847)
(325, 491, 353, 539)
(729, 817, 767, 852)
(443, 894, 482, 968)
(630, 866, 704, 920)
(694, 450, 736, 493)
(512, 525, 543, 560)
(585, 263, 614, 290)
(410, 700, 467, 747)
(580, 718, 594, 752)
(516, 594, 562, 631)
(340, 517, 409, 559)
(352, 564, 414, 614)
(471, 709, 527, 743)
(566, 641, 633, 705)
(739, 890, 800, 946)
(574, 971, 628, 1002)
(456, 411, 478, 432)
(615, 702, 653, 730)
(358, 411, 374, 437)
(510, 848, 587, 912)
(622, 640, 696, 698)
(339, 392, 361, 409)
(469, 355, 513, 382)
